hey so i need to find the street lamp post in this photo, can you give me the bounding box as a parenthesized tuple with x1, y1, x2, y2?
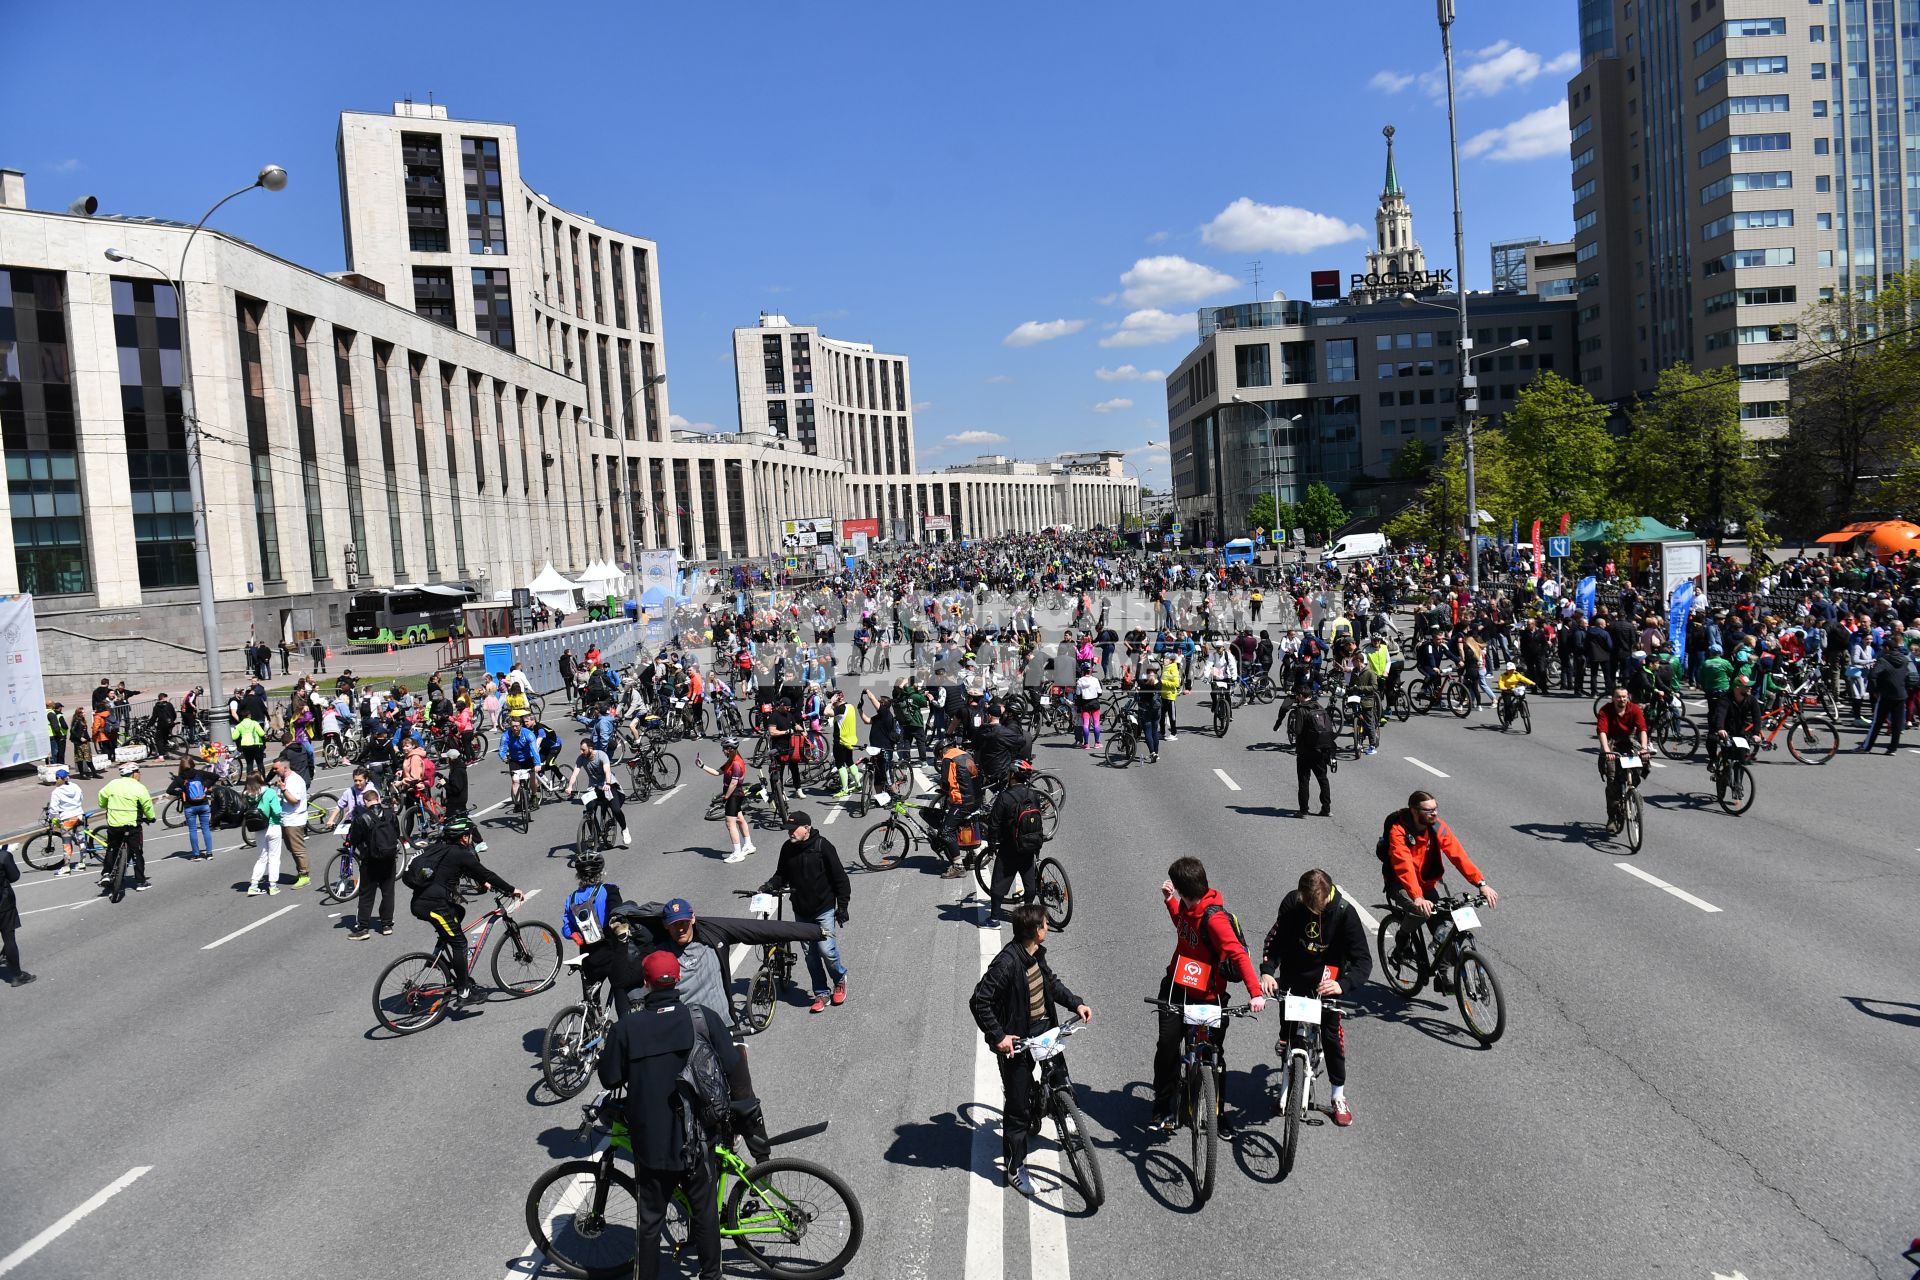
(1230, 397, 1302, 558)
(104, 163, 287, 720)
(1437, 0, 1476, 590)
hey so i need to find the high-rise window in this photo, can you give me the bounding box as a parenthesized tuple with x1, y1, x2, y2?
(1234, 342, 1272, 388)
(1324, 338, 1358, 382)
(2, 268, 88, 594)
(402, 132, 451, 253)
(235, 297, 282, 581)
(616, 339, 635, 441)
(288, 315, 328, 581)
(640, 343, 661, 441)
(790, 332, 812, 393)
(762, 334, 786, 393)
(610, 246, 629, 329)
(112, 276, 193, 589)
(588, 236, 605, 324)
(570, 229, 584, 321)
(699, 460, 721, 555)
(413, 267, 455, 327)
(631, 247, 653, 333)
(471, 268, 514, 350)
(460, 136, 507, 254)
(334, 330, 369, 580)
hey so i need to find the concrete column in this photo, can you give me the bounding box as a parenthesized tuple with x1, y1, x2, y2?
(67, 270, 138, 607)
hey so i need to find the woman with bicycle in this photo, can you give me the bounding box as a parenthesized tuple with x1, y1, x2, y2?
(1256, 869, 1371, 1128)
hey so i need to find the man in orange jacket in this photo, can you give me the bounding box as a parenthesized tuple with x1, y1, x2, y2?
(1382, 789, 1499, 917)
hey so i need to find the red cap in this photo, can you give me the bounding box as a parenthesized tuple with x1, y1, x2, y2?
(641, 951, 681, 988)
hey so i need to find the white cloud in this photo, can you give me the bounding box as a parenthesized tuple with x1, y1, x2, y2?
(1462, 100, 1571, 162)
(1092, 398, 1134, 414)
(765, 284, 791, 294)
(985, 374, 1014, 384)
(1368, 70, 1415, 93)
(946, 430, 1008, 446)
(1545, 50, 1580, 75)
(1117, 255, 1240, 308)
(1125, 442, 1169, 458)
(1096, 364, 1166, 382)
(1201, 198, 1366, 255)
(666, 412, 721, 433)
(911, 400, 932, 412)
(1098, 309, 1192, 348)
(1145, 230, 1171, 244)
(1371, 42, 1581, 101)
(1003, 318, 1085, 347)
(49, 158, 83, 175)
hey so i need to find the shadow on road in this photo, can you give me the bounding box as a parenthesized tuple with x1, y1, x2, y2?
(882, 1107, 980, 1171)
(1844, 996, 1920, 1028)
(1511, 820, 1605, 846)
(1228, 804, 1297, 820)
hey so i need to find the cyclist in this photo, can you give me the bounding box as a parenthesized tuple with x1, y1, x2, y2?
(560, 852, 626, 984)
(1595, 684, 1651, 832)
(971, 702, 1026, 789)
(1380, 790, 1498, 991)
(97, 762, 156, 893)
(984, 760, 1048, 925)
(565, 738, 632, 848)
(1148, 856, 1266, 1133)
(45, 767, 87, 876)
(1707, 674, 1762, 768)
(1258, 867, 1371, 1127)
(698, 737, 754, 863)
(933, 739, 984, 879)
(498, 711, 540, 810)
(406, 814, 522, 1002)
(1494, 661, 1536, 721)
(970, 902, 1093, 1196)
(1697, 643, 1734, 725)
(344, 785, 402, 939)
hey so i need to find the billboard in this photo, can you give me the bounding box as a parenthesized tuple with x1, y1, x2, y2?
(923, 514, 953, 531)
(1310, 270, 1341, 301)
(842, 517, 880, 540)
(781, 517, 836, 549)
(0, 595, 48, 766)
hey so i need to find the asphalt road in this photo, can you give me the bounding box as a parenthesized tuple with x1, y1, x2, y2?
(3, 645, 1916, 1280)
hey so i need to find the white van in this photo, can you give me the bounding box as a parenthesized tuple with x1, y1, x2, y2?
(1326, 532, 1387, 562)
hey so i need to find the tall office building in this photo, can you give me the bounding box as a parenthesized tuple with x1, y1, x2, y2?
(731, 313, 916, 475)
(1491, 237, 1549, 293)
(1568, 2, 1856, 434)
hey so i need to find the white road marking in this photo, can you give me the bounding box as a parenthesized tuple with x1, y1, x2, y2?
(824, 807, 840, 825)
(1404, 756, 1449, 778)
(19, 897, 92, 917)
(1027, 1136, 1071, 1278)
(0, 1165, 153, 1277)
(651, 786, 683, 806)
(1614, 863, 1722, 913)
(1647, 760, 1667, 769)
(1213, 768, 1241, 792)
(1340, 890, 1379, 934)
(202, 903, 302, 949)
(964, 914, 1005, 1280)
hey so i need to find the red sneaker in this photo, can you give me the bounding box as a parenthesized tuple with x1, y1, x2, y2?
(810, 996, 828, 1014)
(831, 979, 847, 1006)
(1330, 1096, 1353, 1127)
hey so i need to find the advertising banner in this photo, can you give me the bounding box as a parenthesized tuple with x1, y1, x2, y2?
(1668, 580, 1696, 664)
(780, 517, 836, 548)
(842, 517, 880, 540)
(0, 595, 47, 766)
(1530, 519, 1543, 573)
(923, 514, 952, 531)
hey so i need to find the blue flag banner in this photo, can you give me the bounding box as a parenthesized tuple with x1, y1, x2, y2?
(1668, 580, 1695, 664)
(1576, 576, 1597, 618)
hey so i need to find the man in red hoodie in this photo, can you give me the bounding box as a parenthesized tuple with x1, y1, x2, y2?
(1148, 856, 1267, 1132)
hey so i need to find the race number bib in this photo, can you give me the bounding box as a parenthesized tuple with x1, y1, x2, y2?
(1172, 955, 1214, 992)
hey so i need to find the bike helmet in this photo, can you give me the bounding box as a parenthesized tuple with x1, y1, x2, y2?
(1010, 759, 1035, 778)
(573, 852, 606, 880)
(441, 815, 477, 842)
(1502, 662, 1517, 673)
(721, 735, 740, 751)
(1733, 675, 1752, 688)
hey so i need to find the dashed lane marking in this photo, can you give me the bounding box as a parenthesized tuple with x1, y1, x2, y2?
(0, 1165, 153, 1277)
(652, 786, 683, 806)
(1614, 863, 1722, 913)
(1214, 768, 1242, 792)
(824, 807, 840, 825)
(1340, 890, 1379, 934)
(202, 903, 301, 950)
(964, 914, 1006, 1280)
(1404, 756, 1449, 778)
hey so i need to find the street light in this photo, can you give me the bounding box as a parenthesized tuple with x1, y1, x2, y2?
(104, 162, 287, 721)
(1231, 397, 1303, 555)
(1436, 0, 1477, 590)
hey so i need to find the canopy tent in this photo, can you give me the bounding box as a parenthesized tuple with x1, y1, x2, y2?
(1570, 517, 1695, 544)
(575, 560, 623, 589)
(525, 561, 579, 613)
(640, 585, 693, 609)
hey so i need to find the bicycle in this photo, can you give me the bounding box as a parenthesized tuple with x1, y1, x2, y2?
(730, 888, 797, 1035)
(1707, 733, 1758, 816)
(1604, 749, 1648, 854)
(1646, 690, 1698, 760)
(542, 963, 615, 1099)
(1273, 992, 1355, 1179)
(849, 747, 912, 819)
(1373, 890, 1506, 1045)
(856, 793, 1059, 871)
(574, 788, 624, 855)
(1407, 664, 1472, 718)
(1103, 708, 1143, 767)
(1144, 997, 1257, 1206)
(1755, 696, 1838, 765)
(527, 1091, 862, 1280)
(20, 810, 110, 872)
(1338, 691, 1379, 758)
(506, 763, 542, 833)
(1494, 685, 1532, 734)
(98, 821, 151, 904)
(370, 891, 562, 1034)
(1208, 680, 1233, 738)
(1011, 1014, 1103, 1210)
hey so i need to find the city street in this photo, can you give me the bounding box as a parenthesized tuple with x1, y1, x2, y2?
(1, 664, 1914, 1280)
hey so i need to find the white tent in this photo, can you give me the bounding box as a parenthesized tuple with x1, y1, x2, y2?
(577, 560, 621, 590)
(525, 561, 579, 613)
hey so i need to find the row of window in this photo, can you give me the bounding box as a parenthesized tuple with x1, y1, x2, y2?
(1703, 322, 1798, 350)
(1697, 55, 1789, 93)
(1701, 208, 1794, 240)
(1694, 16, 1786, 57)
(1699, 132, 1790, 167)
(1702, 246, 1795, 276)
(1697, 93, 1789, 132)
(1700, 170, 1792, 203)
(1704, 285, 1799, 313)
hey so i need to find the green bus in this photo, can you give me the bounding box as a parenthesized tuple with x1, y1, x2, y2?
(345, 584, 479, 648)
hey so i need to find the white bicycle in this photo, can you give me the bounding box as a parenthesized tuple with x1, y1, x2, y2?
(1274, 993, 1353, 1179)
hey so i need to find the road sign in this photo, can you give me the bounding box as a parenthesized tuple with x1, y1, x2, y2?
(1548, 535, 1570, 558)
(1291, 527, 1306, 545)
(1171, 523, 1182, 535)
(1255, 533, 1266, 545)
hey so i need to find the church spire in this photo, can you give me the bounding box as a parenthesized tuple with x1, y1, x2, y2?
(1382, 123, 1402, 196)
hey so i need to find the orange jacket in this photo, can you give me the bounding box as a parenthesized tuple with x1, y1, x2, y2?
(1385, 811, 1484, 901)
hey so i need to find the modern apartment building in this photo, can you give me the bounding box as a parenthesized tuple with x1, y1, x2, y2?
(1491, 237, 1580, 298)
(1491, 237, 1548, 293)
(732, 313, 915, 474)
(1568, 2, 1845, 431)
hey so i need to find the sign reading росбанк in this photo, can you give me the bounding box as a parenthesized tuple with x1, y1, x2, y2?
(1350, 267, 1453, 293)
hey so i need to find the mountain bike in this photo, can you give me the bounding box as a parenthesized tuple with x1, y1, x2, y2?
(574, 788, 624, 855)
(526, 1091, 863, 1279)
(1208, 681, 1233, 738)
(19, 810, 110, 872)
(542, 965, 614, 1099)
(1273, 993, 1354, 1179)
(1605, 750, 1647, 854)
(1337, 691, 1379, 757)
(1228, 671, 1278, 707)
(1012, 1015, 1103, 1210)
(507, 764, 542, 833)
(371, 891, 561, 1034)
(1104, 708, 1143, 767)
(856, 794, 1057, 870)
(1646, 691, 1698, 760)
(1145, 998, 1259, 1207)
(1408, 664, 1472, 718)
(1494, 685, 1532, 734)
(849, 747, 913, 819)
(1373, 890, 1506, 1045)
(1707, 734, 1757, 816)
(730, 889, 798, 1035)
(1755, 697, 1838, 764)
(622, 738, 682, 795)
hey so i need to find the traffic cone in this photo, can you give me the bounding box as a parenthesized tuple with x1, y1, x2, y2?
(386, 642, 395, 655)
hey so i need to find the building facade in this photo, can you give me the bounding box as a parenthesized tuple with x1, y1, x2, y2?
(1568, 2, 1834, 432)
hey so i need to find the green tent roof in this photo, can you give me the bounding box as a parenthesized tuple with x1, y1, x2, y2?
(1570, 517, 1696, 543)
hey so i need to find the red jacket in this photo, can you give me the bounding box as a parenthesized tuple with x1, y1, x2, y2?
(1164, 887, 1262, 998)
(1385, 812, 1485, 902)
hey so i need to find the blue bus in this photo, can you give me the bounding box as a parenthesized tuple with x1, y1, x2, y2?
(1222, 538, 1256, 566)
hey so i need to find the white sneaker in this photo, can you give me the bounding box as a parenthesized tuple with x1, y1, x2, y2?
(621, 828, 632, 847)
(742, 841, 758, 855)
(723, 849, 748, 864)
(55, 866, 72, 877)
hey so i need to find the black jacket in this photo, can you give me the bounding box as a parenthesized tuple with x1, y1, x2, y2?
(760, 832, 850, 920)
(597, 987, 741, 1170)
(969, 941, 1083, 1048)
(410, 841, 515, 906)
(0, 844, 19, 932)
(1871, 648, 1911, 700)
(346, 800, 402, 863)
(595, 905, 824, 1018)
(974, 722, 1025, 781)
(987, 783, 1043, 865)
(1258, 887, 1372, 997)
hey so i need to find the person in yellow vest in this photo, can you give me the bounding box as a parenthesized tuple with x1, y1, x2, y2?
(97, 762, 157, 893)
(231, 712, 268, 780)
(1250, 588, 1264, 623)
(1159, 655, 1182, 740)
(829, 689, 860, 798)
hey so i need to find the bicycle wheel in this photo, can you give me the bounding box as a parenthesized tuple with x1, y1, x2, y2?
(576, 807, 607, 855)
(1518, 700, 1532, 735)
(1392, 688, 1411, 723)
(323, 850, 360, 904)
(726, 1157, 865, 1280)
(1718, 760, 1756, 815)
(1030, 771, 1067, 813)
(463, 730, 488, 764)
(1404, 679, 1427, 715)
(1278, 1054, 1308, 1179)
(650, 751, 682, 790)
(160, 796, 185, 829)
(492, 919, 562, 995)
(1495, 701, 1512, 732)
(740, 961, 780, 1034)
(1785, 714, 1838, 765)
(1190, 1068, 1217, 1206)
(107, 844, 128, 903)
(1445, 682, 1472, 718)
(372, 952, 454, 1034)
(969, 850, 993, 897)
(1453, 948, 1508, 1045)
(1623, 789, 1644, 855)
(526, 1158, 639, 1280)
(304, 791, 338, 825)
(1104, 730, 1136, 768)
(857, 819, 908, 870)
(20, 829, 65, 872)
(1035, 857, 1073, 931)
(1053, 1088, 1104, 1210)
(541, 1004, 596, 1099)
(1658, 716, 1698, 761)
(1212, 704, 1231, 738)
(1375, 915, 1428, 997)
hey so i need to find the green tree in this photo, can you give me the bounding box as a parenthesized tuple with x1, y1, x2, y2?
(1616, 362, 1766, 542)
(1390, 437, 1434, 481)
(1384, 433, 1471, 552)
(1494, 371, 1628, 532)
(1295, 481, 1350, 540)
(1246, 493, 1277, 537)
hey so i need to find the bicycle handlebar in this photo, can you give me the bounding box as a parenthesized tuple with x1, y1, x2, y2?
(1143, 998, 1259, 1017)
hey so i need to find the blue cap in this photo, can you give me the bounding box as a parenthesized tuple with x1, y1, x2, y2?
(662, 897, 694, 924)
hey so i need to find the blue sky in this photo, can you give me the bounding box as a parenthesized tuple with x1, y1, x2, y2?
(6, 0, 1581, 489)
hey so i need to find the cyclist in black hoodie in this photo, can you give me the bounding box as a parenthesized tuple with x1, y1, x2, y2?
(1257, 868, 1371, 1129)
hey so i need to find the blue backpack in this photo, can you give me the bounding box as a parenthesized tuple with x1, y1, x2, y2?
(185, 777, 208, 804)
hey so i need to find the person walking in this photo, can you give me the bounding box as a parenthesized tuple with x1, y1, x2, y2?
(309, 637, 327, 675)
(0, 842, 29, 986)
(273, 758, 311, 888)
(1291, 685, 1335, 818)
(1857, 638, 1911, 753)
(345, 786, 401, 938)
(247, 775, 285, 896)
(757, 811, 850, 1014)
(68, 709, 96, 778)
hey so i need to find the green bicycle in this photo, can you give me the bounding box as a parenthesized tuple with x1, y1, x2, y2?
(20, 811, 110, 871)
(525, 1090, 863, 1279)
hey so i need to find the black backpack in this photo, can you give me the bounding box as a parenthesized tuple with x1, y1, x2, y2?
(1303, 704, 1336, 751)
(1009, 789, 1048, 855)
(401, 844, 451, 893)
(675, 1006, 733, 1154)
(357, 804, 402, 861)
(1199, 903, 1247, 952)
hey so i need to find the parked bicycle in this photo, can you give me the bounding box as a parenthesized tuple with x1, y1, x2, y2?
(730, 888, 798, 1035)
(1144, 998, 1259, 1206)
(1011, 1014, 1103, 1210)
(1373, 890, 1506, 1045)
(370, 891, 562, 1034)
